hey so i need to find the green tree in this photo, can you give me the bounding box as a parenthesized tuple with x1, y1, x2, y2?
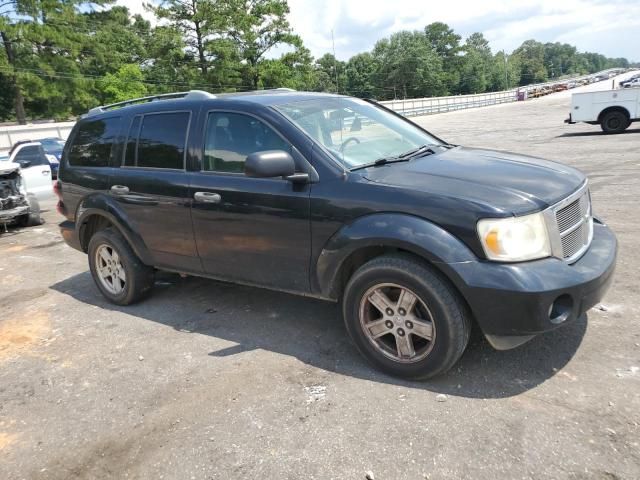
(314, 53, 345, 92)
(150, 0, 221, 76)
(1, 0, 113, 122)
(99, 64, 148, 103)
(512, 39, 548, 85)
(142, 25, 200, 94)
(489, 51, 520, 91)
(345, 52, 376, 98)
(220, 0, 301, 89)
(424, 22, 462, 93)
(458, 33, 492, 93)
(372, 30, 445, 100)
(261, 45, 315, 90)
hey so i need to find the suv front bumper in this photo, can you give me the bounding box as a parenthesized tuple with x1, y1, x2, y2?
(447, 220, 617, 349)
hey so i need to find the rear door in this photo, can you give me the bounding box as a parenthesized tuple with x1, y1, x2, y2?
(63, 116, 120, 214)
(109, 109, 200, 272)
(11, 144, 52, 200)
(189, 110, 311, 292)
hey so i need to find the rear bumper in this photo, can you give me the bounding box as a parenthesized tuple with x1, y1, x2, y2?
(59, 220, 83, 252)
(446, 221, 617, 348)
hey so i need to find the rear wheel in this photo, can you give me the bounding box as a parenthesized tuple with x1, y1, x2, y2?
(342, 254, 471, 380)
(600, 110, 629, 134)
(88, 228, 154, 305)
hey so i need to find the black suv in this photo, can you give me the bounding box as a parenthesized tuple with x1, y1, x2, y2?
(57, 90, 617, 379)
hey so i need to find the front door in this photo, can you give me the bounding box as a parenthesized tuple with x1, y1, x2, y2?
(190, 111, 311, 292)
(109, 110, 200, 272)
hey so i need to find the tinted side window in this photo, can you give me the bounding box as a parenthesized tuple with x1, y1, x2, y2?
(136, 112, 190, 169)
(15, 145, 47, 166)
(203, 112, 290, 173)
(69, 117, 121, 167)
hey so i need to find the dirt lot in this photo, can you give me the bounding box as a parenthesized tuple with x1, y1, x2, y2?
(1, 78, 639, 480)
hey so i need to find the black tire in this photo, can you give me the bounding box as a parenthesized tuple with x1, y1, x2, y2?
(88, 227, 155, 305)
(342, 254, 471, 380)
(16, 196, 42, 227)
(15, 211, 42, 227)
(600, 110, 629, 134)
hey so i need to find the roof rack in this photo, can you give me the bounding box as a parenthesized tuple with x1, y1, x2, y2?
(86, 90, 215, 117)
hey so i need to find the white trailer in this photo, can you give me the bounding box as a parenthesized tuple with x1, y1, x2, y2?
(565, 88, 639, 133)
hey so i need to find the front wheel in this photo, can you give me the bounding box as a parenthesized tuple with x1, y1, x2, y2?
(88, 227, 155, 305)
(342, 254, 471, 380)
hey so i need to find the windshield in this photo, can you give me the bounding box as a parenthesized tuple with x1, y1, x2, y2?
(275, 97, 441, 169)
(40, 139, 65, 153)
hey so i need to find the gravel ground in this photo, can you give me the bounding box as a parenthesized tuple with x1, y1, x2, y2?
(1, 75, 639, 480)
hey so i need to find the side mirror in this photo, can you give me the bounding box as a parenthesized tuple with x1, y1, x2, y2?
(245, 150, 299, 180)
(17, 160, 31, 168)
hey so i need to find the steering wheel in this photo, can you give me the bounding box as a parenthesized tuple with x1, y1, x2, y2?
(339, 137, 361, 152)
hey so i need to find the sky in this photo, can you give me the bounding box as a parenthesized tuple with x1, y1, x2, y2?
(119, 0, 640, 62)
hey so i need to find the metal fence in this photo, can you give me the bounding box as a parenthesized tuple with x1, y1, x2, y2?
(380, 90, 519, 117)
(0, 121, 75, 152)
(0, 69, 629, 152)
(380, 68, 628, 117)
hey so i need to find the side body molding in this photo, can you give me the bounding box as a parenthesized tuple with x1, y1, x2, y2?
(314, 213, 477, 299)
(74, 193, 154, 265)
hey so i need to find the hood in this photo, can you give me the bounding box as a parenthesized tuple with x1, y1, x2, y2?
(362, 146, 585, 215)
(0, 161, 20, 176)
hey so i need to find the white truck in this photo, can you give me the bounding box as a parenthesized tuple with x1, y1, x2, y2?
(565, 88, 639, 134)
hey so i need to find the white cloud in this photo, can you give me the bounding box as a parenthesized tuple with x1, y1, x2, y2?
(115, 0, 640, 61)
(287, 0, 640, 61)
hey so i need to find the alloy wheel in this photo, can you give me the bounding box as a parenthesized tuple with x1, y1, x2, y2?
(358, 283, 436, 363)
(95, 244, 126, 295)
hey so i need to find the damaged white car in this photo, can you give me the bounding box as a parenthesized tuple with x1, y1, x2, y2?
(0, 160, 42, 231)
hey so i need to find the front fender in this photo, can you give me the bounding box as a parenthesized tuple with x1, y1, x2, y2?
(315, 213, 477, 299)
(75, 193, 153, 265)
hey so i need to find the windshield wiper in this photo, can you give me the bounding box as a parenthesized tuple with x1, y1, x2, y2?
(397, 144, 436, 159)
(349, 145, 436, 172)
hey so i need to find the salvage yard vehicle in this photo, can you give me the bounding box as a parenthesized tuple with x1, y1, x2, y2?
(57, 90, 617, 379)
(623, 78, 640, 89)
(0, 160, 40, 229)
(9, 139, 60, 178)
(8, 142, 53, 198)
(566, 87, 639, 133)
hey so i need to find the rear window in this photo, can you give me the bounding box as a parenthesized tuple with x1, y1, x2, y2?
(68, 117, 121, 167)
(124, 112, 190, 169)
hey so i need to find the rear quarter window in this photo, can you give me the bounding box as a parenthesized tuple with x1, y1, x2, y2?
(68, 117, 121, 167)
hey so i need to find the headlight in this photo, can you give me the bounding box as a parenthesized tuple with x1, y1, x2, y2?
(477, 212, 551, 262)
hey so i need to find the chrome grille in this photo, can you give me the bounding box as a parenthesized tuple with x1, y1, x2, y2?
(553, 187, 592, 262)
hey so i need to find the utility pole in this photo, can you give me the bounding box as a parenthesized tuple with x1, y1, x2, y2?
(503, 51, 509, 89)
(331, 29, 339, 94)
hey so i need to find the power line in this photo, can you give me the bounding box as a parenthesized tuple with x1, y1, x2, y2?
(0, 65, 260, 92)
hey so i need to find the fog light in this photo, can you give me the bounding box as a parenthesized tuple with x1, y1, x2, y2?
(548, 295, 573, 324)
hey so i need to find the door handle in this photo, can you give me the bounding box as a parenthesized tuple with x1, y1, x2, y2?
(194, 192, 221, 204)
(42, 170, 50, 175)
(111, 185, 130, 195)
